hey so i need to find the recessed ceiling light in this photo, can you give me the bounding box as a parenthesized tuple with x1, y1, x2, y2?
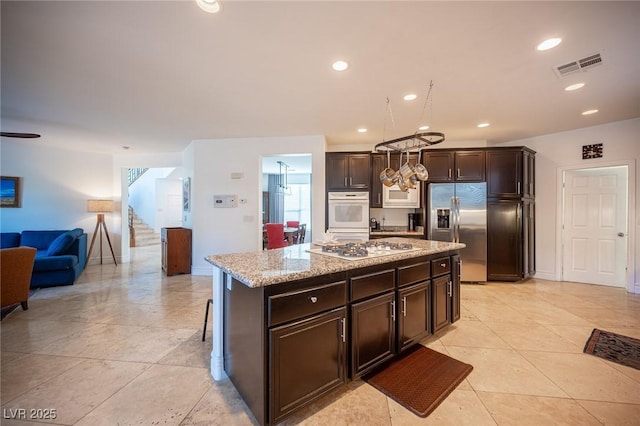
(537, 37, 562, 51)
(122, 146, 130, 150)
(403, 94, 417, 101)
(582, 109, 599, 115)
(195, 0, 222, 13)
(357, 128, 367, 133)
(332, 60, 349, 71)
(477, 122, 490, 128)
(565, 83, 585, 91)
(418, 125, 429, 131)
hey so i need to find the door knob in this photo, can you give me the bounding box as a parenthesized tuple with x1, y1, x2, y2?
(617, 232, 625, 237)
(309, 296, 318, 303)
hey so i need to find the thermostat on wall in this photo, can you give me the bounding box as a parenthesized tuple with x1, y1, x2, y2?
(213, 194, 238, 208)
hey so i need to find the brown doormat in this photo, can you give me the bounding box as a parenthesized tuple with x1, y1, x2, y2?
(583, 328, 640, 370)
(363, 345, 473, 417)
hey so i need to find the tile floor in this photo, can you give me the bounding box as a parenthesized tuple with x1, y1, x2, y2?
(1, 245, 639, 425)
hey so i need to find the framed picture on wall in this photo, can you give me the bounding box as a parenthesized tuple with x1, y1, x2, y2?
(1, 176, 21, 208)
(183, 177, 191, 212)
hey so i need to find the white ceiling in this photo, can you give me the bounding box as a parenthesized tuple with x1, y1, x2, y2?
(1, 1, 639, 155)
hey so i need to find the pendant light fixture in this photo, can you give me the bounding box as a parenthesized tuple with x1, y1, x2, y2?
(196, 0, 222, 14)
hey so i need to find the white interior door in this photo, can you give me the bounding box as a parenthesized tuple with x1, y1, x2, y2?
(155, 178, 183, 231)
(562, 166, 628, 287)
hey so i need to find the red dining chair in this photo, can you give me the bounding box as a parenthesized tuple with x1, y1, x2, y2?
(265, 223, 289, 249)
(285, 221, 300, 228)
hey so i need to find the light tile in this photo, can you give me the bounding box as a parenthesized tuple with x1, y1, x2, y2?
(445, 347, 568, 397)
(577, 400, 640, 425)
(521, 351, 640, 404)
(483, 321, 583, 352)
(437, 320, 510, 349)
(74, 364, 212, 426)
(180, 378, 256, 425)
(1, 359, 150, 424)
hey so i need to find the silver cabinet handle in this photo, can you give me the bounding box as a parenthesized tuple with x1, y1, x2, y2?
(517, 182, 521, 194)
(440, 263, 446, 268)
(448, 168, 452, 179)
(448, 281, 452, 297)
(402, 296, 407, 317)
(378, 193, 381, 204)
(341, 318, 346, 342)
(309, 296, 318, 303)
(457, 168, 461, 178)
(350, 177, 353, 186)
(391, 300, 396, 321)
(344, 177, 347, 186)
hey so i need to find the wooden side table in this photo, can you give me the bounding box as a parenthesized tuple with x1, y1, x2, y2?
(161, 227, 192, 276)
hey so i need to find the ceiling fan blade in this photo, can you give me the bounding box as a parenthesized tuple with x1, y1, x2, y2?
(1, 132, 41, 139)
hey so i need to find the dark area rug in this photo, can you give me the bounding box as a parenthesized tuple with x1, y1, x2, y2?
(583, 328, 640, 370)
(363, 345, 473, 417)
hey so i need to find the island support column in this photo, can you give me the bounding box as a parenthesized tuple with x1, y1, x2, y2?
(210, 266, 227, 380)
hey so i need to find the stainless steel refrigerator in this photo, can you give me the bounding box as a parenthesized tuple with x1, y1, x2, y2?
(428, 183, 487, 282)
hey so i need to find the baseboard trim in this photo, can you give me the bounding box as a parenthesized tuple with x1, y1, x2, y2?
(192, 266, 213, 276)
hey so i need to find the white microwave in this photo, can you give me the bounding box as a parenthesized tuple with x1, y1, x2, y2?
(383, 182, 421, 208)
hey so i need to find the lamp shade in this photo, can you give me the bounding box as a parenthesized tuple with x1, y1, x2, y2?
(87, 199, 114, 213)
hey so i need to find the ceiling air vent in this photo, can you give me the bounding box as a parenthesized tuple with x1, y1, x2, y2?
(553, 52, 603, 78)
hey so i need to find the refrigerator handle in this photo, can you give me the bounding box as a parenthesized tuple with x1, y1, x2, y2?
(453, 197, 460, 243)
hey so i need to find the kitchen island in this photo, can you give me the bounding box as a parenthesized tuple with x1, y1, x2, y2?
(205, 238, 465, 425)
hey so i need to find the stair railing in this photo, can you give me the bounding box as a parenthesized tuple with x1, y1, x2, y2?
(128, 168, 148, 186)
(128, 205, 135, 247)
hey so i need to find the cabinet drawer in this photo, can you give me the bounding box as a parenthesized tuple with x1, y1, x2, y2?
(431, 257, 451, 277)
(268, 281, 346, 327)
(351, 269, 395, 301)
(398, 261, 430, 287)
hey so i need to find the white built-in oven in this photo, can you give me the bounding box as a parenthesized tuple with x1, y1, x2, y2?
(383, 182, 421, 208)
(327, 192, 370, 240)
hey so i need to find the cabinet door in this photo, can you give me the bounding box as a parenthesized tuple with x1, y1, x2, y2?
(487, 200, 523, 280)
(523, 150, 535, 198)
(326, 153, 349, 190)
(486, 150, 522, 198)
(348, 154, 371, 189)
(451, 255, 461, 323)
(523, 199, 535, 278)
(398, 281, 431, 351)
(455, 151, 485, 181)
(370, 154, 385, 207)
(351, 292, 395, 377)
(424, 151, 454, 182)
(270, 307, 347, 424)
(432, 275, 451, 332)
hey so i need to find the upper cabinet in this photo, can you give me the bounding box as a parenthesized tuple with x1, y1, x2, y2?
(486, 147, 535, 199)
(422, 150, 485, 182)
(370, 153, 400, 207)
(326, 153, 371, 191)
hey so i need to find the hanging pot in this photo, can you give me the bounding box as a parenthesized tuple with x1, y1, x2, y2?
(399, 149, 417, 181)
(379, 150, 399, 187)
(414, 149, 429, 181)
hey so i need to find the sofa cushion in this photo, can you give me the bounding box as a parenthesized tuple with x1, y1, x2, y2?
(1, 232, 21, 248)
(33, 255, 78, 272)
(47, 231, 77, 256)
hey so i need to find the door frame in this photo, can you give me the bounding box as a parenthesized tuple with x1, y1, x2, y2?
(555, 159, 636, 293)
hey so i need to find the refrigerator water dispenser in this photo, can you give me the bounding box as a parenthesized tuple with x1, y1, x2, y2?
(437, 208, 450, 229)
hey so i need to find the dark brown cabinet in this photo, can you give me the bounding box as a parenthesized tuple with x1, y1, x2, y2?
(370, 153, 400, 207)
(351, 292, 396, 377)
(431, 256, 454, 332)
(485, 147, 536, 281)
(161, 227, 191, 276)
(486, 148, 535, 198)
(326, 153, 370, 190)
(487, 200, 525, 281)
(423, 150, 485, 182)
(270, 308, 347, 424)
(397, 281, 431, 351)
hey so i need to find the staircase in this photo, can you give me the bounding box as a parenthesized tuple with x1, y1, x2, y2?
(129, 210, 160, 247)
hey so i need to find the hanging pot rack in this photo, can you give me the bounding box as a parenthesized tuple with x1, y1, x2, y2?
(374, 131, 445, 153)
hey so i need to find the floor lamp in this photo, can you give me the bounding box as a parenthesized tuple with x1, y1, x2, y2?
(87, 199, 117, 265)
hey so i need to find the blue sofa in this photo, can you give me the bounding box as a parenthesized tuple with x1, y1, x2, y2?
(0, 229, 87, 288)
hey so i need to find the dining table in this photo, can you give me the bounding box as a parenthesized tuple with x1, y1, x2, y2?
(283, 226, 300, 245)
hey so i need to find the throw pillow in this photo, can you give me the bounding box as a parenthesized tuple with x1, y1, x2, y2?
(68, 228, 84, 238)
(47, 231, 76, 256)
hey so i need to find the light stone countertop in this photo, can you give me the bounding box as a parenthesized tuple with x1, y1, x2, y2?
(205, 238, 465, 288)
(370, 230, 424, 236)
